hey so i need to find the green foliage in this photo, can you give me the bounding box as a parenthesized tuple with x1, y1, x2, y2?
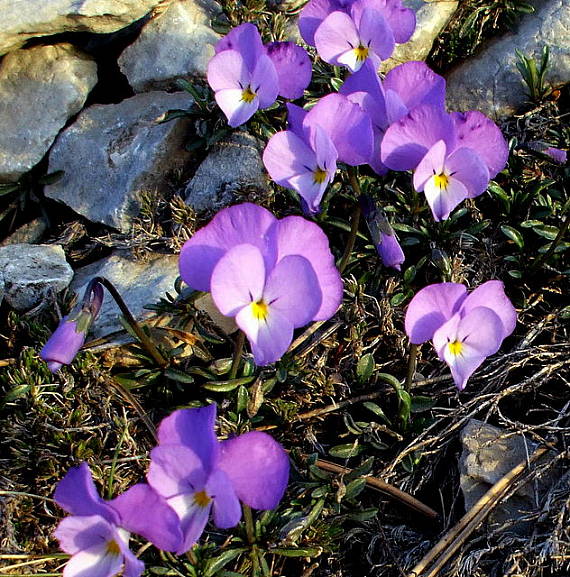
(516, 45, 552, 103)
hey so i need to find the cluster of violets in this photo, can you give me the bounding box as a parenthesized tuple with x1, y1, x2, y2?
(54, 404, 289, 577)
(209, 1, 509, 228)
(41, 3, 525, 571)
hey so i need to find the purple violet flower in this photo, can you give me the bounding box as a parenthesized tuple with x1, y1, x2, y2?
(40, 280, 104, 372)
(264, 95, 373, 213)
(299, 0, 415, 72)
(179, 203, 343, 365)
(148, 404, 290, 553)
(528, 141, 567, 164)
(54, 463, 182, 577)
(340, 61, 445, 174)
(405, 280, 517, 389)
(381, 105, 509, 220)
(208, 23, 311, 127)
(359, 195, 404, 270)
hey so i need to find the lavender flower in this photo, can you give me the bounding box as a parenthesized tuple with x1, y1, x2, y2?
(340, 61, 445, 174)
(381, 105, 509, 220)
(359, 195, 404, 270)
(528, 141, 567, 164)
(54, 463, 182, 577)
(40, 280, 103, 372)
(208, 23, 311, 127)
(263, 95, 373, 213)
(405, 280, 517, 389)
(179, 203, 343, 365)
(148, 404, 290, 553)
(299, 0, 415, 72)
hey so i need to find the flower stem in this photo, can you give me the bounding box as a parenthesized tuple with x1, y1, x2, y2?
(405, 343, 418, 392)
(243, 504, 256, 545)
(229, 330, 246, 380)
(92, 276, 169, 368)
(338, 167, 363, 273)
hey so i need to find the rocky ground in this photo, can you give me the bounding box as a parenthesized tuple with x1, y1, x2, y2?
(0, 1, 568, 576)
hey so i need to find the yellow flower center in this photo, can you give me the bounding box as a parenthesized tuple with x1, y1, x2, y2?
(433, 173, 449, 190)
(354, 45, 369, 62)
(251, 300, 269, 321)
(241, 86, 256, 104)
(313, 167, 327, 184)
(448, 340, 463, 356)
(193, 490, 212, 508)
(106, 540, 121, 556)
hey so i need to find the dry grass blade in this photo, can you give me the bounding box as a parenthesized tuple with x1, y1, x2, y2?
(407, 444, 550, 577)
(316, 459, 438, 520)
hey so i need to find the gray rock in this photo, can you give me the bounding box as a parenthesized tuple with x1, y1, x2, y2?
(119, 0, 222, 92)
(0, 244, 73, 311)
(1, 218, 48, 246)
(446, 0, 570, 119)
(0, 270, 4, 307)
(0, 44, 97, 183)
(45, 91, 194, 232)
(71, 251, 180, 338)
(0, 0, 165, 55)
(460, 419, 558, 532)
(184, 132, 266, 212)
(381, 0, 459, 72)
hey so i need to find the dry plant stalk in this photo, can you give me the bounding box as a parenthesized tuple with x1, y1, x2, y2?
(407, 444, 550, 577)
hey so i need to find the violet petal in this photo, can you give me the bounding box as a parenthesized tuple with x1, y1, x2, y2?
(405, 283, 468, 344)
(156, 404, 219, 471)
(219, 431, 290, 510)
(266, 42, 312, 99)
(179, 203, 276, 292)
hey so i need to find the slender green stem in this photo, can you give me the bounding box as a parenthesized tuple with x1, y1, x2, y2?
(185, 549, 199, 566)
(338, 167, 363, 273)
(243, 504, 256, 545)
(229, 330, 246, 380)
(405, 343, 418, 392)
(93, 276, 169, 368)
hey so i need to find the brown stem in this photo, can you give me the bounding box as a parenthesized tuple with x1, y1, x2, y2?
(315, 459, 438, 520)
(93, 276, 169, 368)
(229, 330, 246, 380)
(338, 168, 363, 273)
(405, 343, 419, 392)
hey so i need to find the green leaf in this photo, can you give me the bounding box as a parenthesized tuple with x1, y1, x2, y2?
(376, 372, 401, 389)
(356, 353, 375, 382)
(202, 376, 255, 392)
(362, 401, 390, 424)
(164, 368, 195, 384)
(410, 395, 435, 413)
(343, 478, 367, 501)
(204, 548, 247, 577)
(329, 442, 364, 459)
(500, 225, 524, 249)
(272, 547, 323, 557)
(390, 293, 407, 306)
(236, 385, 248, 413)
(346, 507, 379, 522)
(3, 384, 31, 403)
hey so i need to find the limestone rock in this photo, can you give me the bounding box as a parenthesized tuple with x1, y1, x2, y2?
(0, 0, 165, 55)
(119, 0, 222, 92)
(460, 419, 558, 531)
(0, 270, 4, 307)
(184, 132, 266, 212)
(0, 244, 73, 311)
(382, 0, 459, 72)
(45, 91, 194, 232)
(0, 44, 97, 183)
(446, 0, 570, 119)
(71, 251, 180, 338)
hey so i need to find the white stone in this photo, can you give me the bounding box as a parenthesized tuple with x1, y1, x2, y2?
(0, 44, 97, 183)
(184, 132, 266, 212)
(119, 0, 222, 92)
(446, 0, 570, 119)
(382, 0, 459, 72)
(0, 244, 73, 311)
(0, 0, 165, 55)
(45, 91, 194, 232)
(71, 251, 180, 338)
